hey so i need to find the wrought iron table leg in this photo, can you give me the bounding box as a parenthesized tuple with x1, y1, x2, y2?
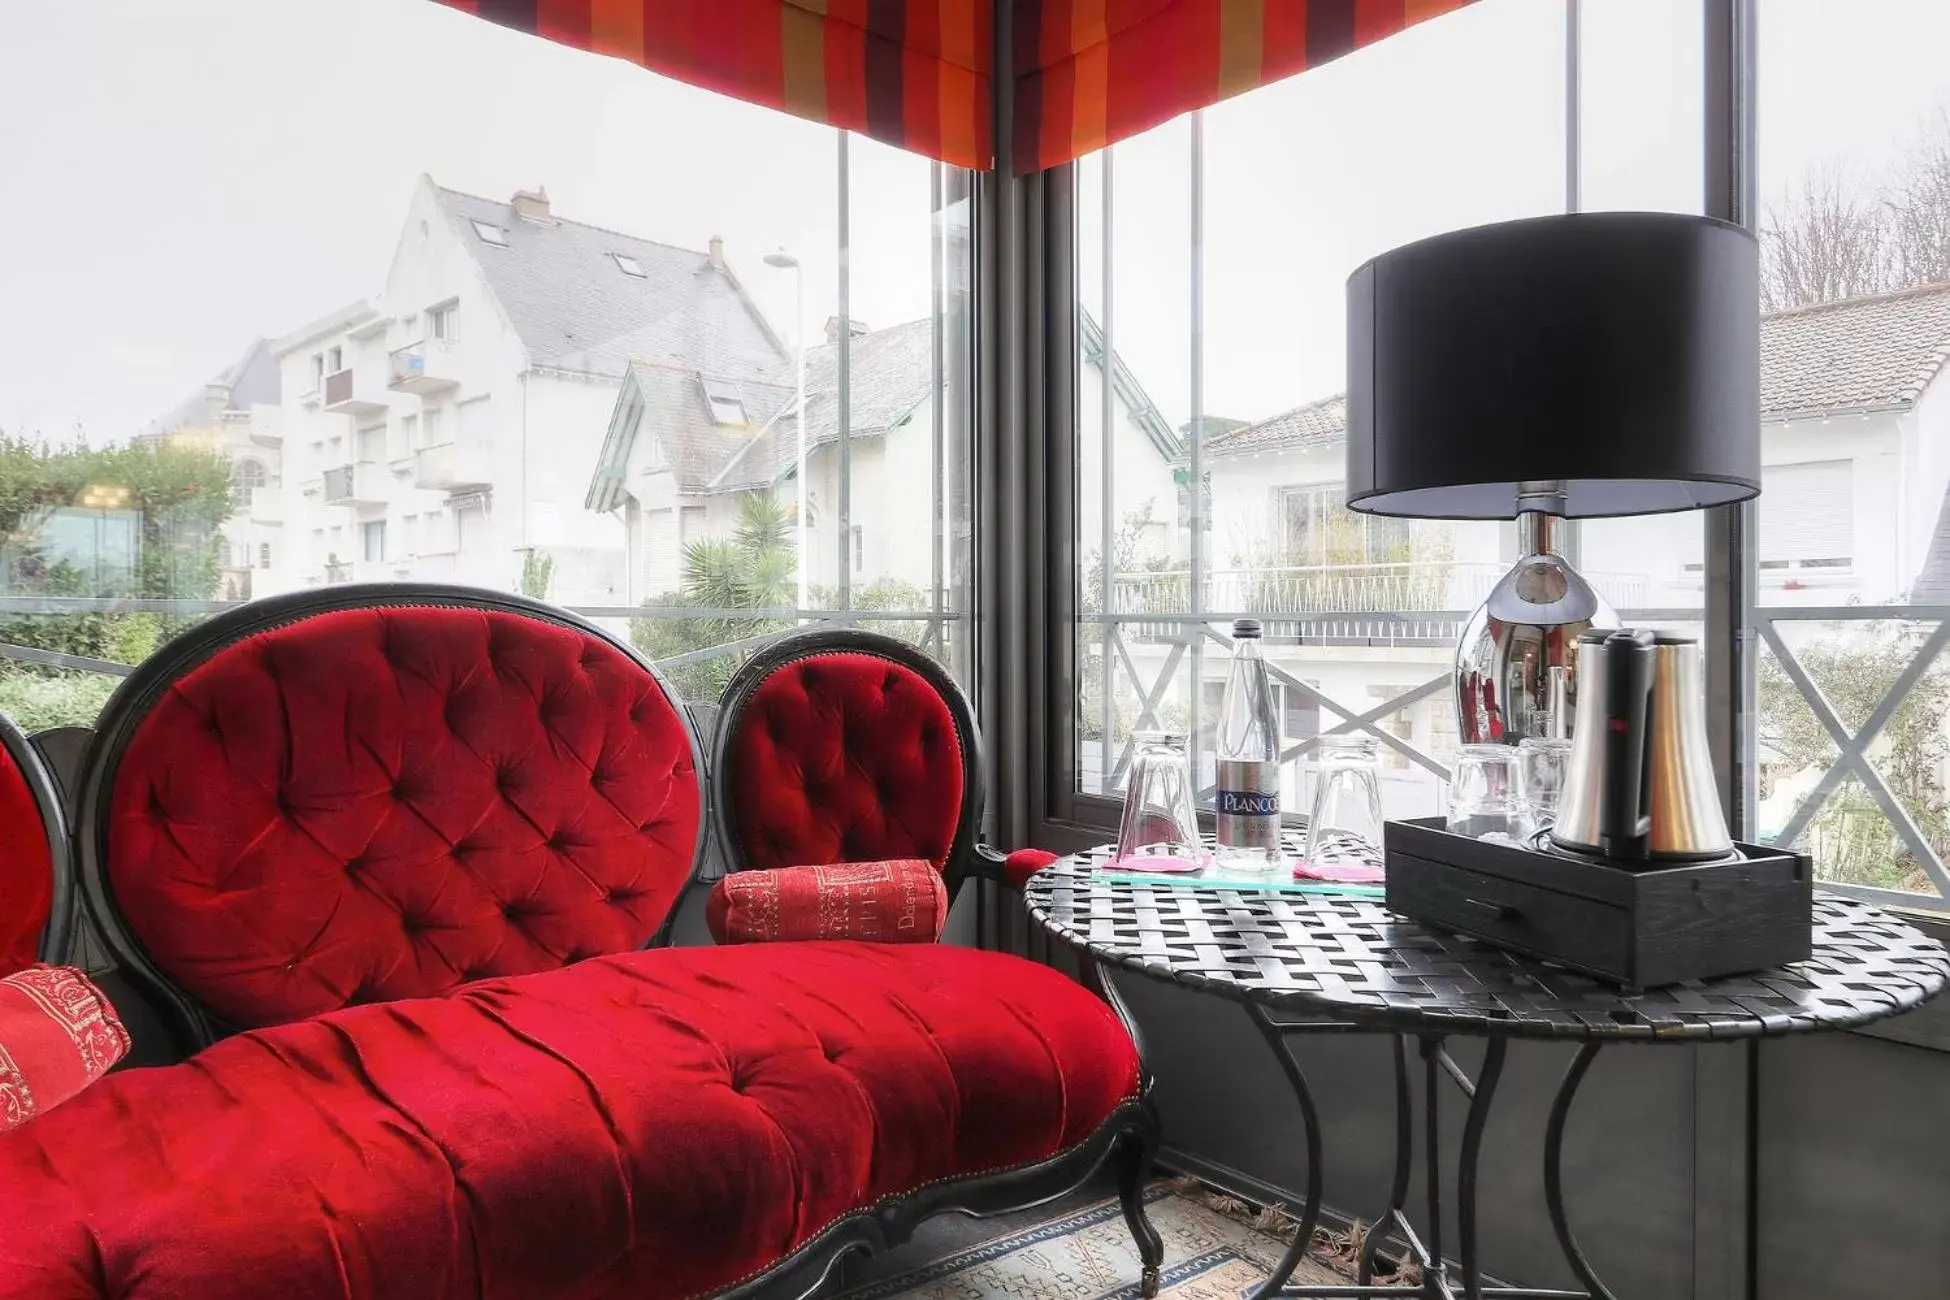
(1419, 1037, 1447, 1299)
(1246, 1005, 1328, 1300)
(1457, 1038, 1509, 1300)
(1544, 1044, 1617, 1300)
(1357, 1034, 1415, 1285)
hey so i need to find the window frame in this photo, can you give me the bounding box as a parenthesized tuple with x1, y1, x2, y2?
(1018, 1, 1786, 896)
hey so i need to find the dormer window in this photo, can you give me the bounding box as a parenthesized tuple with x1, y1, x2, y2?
(612, 253, 647, 278)
(472, 220, 508, 247)
(701, 377, 746, 425)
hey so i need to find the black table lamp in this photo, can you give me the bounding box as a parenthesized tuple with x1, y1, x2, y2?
(1344, 212, 1760, 744)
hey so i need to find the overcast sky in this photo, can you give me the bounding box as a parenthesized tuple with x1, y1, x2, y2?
(2, 0, 1948, 443)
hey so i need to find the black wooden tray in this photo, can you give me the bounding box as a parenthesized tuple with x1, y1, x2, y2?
(1384, 817, 1813, 990)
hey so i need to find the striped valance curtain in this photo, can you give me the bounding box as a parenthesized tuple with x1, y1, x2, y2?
(432, 0, 994, 168)
(1014, 0, 1475, 171)
(432, 0, 1471, 172)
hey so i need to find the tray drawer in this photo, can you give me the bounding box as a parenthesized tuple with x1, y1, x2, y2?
(1387, 851, 1629, 977)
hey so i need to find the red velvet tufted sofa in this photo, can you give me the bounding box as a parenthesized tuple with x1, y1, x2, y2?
(0, 586, 1159, 1300)
(0, 709, 72, 977)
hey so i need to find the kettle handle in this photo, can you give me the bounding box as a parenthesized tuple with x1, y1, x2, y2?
(1598, 630, 1657, 858)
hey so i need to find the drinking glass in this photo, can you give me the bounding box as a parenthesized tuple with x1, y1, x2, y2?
(1516, 737, 1573, 840)
(1448, 744, 1523, 841)
(1113, 733, 1210, 872)
(1300, 736, 1386, 882)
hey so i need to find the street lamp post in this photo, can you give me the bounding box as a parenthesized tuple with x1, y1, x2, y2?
(763, 250, 808, 618)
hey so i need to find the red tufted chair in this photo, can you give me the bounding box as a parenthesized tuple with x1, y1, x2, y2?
(708, 629, 1060, 942)
(0, 709, 73, 976)
(0, 586, 1160, 1300)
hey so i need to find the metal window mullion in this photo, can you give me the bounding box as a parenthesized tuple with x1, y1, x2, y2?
(837, 132, 854, 615)
(1099, 150, 1117, 791)
(1706, 0, 1759, 838)
(1187, 112, 1207, 786)
(931, 160, 946, 658)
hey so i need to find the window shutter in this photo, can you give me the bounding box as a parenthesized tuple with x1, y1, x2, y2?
(1759, 460, 1852, 565)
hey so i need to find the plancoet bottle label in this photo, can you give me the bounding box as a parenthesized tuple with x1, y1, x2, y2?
(1215, 758, 1281, 849)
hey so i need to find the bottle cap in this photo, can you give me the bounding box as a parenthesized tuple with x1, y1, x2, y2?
(1233, 618, 1262, 638)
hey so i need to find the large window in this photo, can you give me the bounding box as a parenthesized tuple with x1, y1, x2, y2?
(0, 0, 973, 732)
(1750, 0, 1950, 904)
(1068, 0, 1706, 826)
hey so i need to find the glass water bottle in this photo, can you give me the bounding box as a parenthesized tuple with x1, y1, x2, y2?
(1214, 618, 1285, 876)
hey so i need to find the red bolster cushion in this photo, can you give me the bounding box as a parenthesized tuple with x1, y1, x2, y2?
(707, 860, 948, 945)
(0, 966, 129, 1133)
(1004, 848, 1060, 889)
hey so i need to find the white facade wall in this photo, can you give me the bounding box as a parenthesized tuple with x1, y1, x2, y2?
(270, 180, 631, 605)
(1079, 372, 1179, 566)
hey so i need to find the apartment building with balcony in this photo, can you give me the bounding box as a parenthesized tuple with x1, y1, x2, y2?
(135, 336, 288, 601)
(268, 177, 789, 602)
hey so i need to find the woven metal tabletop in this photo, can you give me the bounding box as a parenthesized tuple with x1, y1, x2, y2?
(1025, 843, 1950, 1041)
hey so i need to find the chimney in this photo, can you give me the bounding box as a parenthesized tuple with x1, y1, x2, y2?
(824, 315, 870, 344)
(511, 187, 551, 222)
(707, 235, 725, 268)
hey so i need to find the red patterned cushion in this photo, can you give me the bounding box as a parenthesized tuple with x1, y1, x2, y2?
(104, 606, 701, 1030)
(0, 966, 128, 1134)
(726, 651, 965, 872)
(705, 860, 947, 944)
(0, 943, 1141, 1300)
(0, 741, 52, 977)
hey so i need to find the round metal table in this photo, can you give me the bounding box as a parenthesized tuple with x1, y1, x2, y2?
(1025, 841, 1950, 1300)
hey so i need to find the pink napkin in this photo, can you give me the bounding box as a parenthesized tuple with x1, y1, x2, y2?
(1293, 858, 1385, 884)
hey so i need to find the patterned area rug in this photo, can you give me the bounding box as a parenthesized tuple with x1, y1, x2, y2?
(838, 1181, 1365, 1300)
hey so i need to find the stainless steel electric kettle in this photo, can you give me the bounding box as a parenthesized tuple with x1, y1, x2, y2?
(1549, 629, 1734, 862)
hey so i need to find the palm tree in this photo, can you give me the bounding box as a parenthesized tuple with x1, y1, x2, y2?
(631, 493, 797, 699)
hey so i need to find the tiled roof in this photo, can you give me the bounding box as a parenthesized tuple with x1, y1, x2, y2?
(710, 319, 937, 492)
(1206, 282, 1950, 461)
(620, 361, 793, 494)
(435, 187, 788, 382)
(143, 337, 279, 437)
(1758, 281, 1950, 419)
(1203, 393, 1347, 459)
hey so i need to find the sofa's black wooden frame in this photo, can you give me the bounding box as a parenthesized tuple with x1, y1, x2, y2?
(57, 588, 1163, 1300)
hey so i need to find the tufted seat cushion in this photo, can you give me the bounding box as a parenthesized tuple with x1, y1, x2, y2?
(103, 606, 701, 1029)
(726, 652, 964, 871)
(0, 941, 1140, 1300)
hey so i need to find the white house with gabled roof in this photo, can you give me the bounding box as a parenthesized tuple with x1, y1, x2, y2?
(265, 177, 789, 604)
(587, 311, 1183, 605)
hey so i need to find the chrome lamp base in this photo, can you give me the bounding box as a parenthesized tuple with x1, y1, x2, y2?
(1454, 498, 1616, 745)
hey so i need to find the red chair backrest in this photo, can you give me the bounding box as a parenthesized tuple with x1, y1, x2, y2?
(712, 631, 979, 876)
(0, 718, 58, 977)
(80, 591, 703, 1037)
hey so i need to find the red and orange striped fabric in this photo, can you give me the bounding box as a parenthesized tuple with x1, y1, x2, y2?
(432, 0, 994, 169)
(1015, 0, 1474, 171)
(431, 1, 1472, 172)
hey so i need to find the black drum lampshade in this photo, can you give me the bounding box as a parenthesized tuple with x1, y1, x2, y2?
(1342, 212, 1761, 748)
(1345, 211, 1760, 520)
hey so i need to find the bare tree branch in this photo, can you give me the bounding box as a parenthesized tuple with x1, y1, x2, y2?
(1760, 164, 1892, 311)
(1761, 107, 1950, 311)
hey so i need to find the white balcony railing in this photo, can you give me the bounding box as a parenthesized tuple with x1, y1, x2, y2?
(1109, 561, 1654, 644)
(321, 367, 387, 416)
(322, 462, 387, 505)
(389, 340, 458, 394)
(414, 441, 491, 491)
